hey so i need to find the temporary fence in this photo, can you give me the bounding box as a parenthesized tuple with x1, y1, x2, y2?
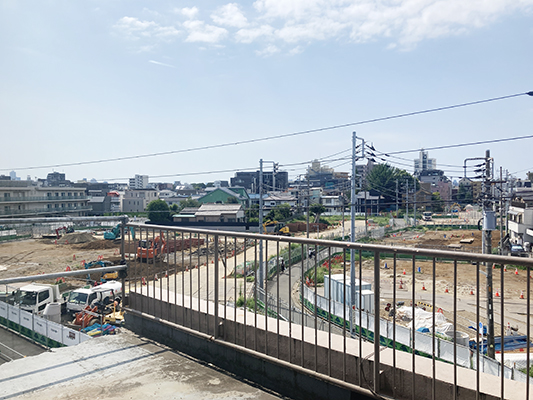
(0, 301, 91, 348)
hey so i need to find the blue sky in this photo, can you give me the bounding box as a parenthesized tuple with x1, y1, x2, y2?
(1, 0, 532, 185)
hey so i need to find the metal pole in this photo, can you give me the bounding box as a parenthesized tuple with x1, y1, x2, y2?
(350, 132, 357, 336)
(259, 159, 264, 289)
(484, 150, 495, 359)
(413, 176, 417, 226)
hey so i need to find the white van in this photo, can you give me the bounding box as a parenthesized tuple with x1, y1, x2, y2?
(66, 281, 122, 315)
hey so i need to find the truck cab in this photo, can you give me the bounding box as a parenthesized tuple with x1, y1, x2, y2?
(66, 281, 122, 315)
(14, 284, 64, 316)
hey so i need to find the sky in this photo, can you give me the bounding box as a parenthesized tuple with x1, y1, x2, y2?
(1, 0, 532, 186)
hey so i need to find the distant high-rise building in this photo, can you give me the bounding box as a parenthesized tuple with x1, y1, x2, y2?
(129, 174, 149, 189)
(414, 150, 436, 176)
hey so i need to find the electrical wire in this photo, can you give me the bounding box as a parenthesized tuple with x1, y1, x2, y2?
(2, 91, 531, 172)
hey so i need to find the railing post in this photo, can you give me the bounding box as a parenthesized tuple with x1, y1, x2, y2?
(214, 234, 219, 339)
(374, 250, 380, 393)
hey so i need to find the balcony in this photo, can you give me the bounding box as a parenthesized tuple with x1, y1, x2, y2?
(0, 196, 89, 204)
(0, 205, 92, 217)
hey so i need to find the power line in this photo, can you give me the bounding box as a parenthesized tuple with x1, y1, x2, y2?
(3, 91, 531, 172)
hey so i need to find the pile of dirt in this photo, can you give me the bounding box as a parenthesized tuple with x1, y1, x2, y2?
(77, 240, 120, 250)
(56, 232, 95, 245)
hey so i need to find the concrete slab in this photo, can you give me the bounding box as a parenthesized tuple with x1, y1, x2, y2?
(0, 329, 285, 400)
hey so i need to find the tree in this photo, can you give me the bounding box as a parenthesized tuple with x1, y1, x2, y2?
(226, 196, 239, 204)
(245, 204, 259, 220)
(310, 203, 326, 222)
(457, 184, 473, 205)
(147, 199, 171, 223)
(431, 192, 445, 213)
(365, 164, 412, 209)
(266, 203, 292, 221)
(178, 198, 201, 212)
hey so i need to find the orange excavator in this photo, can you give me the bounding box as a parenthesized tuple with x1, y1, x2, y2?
(136, 232, 167, 263)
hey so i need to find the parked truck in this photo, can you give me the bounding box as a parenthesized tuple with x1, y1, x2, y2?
(13, 283, 68, 316)
(66, 281, 122, 316)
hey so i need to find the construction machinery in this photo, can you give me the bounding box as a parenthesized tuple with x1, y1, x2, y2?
(262, 221, 291, 236)
(137, 232, 167, 262)
(104, 224, 135, 240)
(84, 260, 118, 282)
(55, 226, 74, 238)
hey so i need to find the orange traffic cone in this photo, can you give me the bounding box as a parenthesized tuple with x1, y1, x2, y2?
(422, 282, 426, 291)
(73, 254, 76, 260)
(154, 274, 158, 281)
(504, 266, 507, 272)
(65, 265, 71, 271)
(445, 286, 449, 294)
(165, 271, 168, 278)
(520, 290, 524, 299)
(515, 268, 519, 275)
(495, 289, 500, 297)
(399, 279, 404, 289)
(141, 277, 147, 285)
(403, 269, 406, 275)
(470, 288, 474, 295)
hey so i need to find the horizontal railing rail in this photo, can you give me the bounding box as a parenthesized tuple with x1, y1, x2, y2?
(123, 222, 533, 400)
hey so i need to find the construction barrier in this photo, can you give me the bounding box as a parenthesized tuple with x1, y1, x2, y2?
(0, 301, 91, 348)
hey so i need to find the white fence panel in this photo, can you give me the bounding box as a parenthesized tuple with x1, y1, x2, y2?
(8, 304, 20, 324)
(34, 317, 47, 337)
(414, 331, 433, 355)
(20, 309, 33, 330)
(47, 320, 63, 343)
(62, 328, 81, 346)
(0, 301, 7, 318)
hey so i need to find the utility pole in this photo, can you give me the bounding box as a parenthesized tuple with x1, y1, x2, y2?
(259, 159, 264, 289)
(483, 150, 495, 359)
(396, 179, 398, 218)
(350, 132, 357, 336)
(413, 176, 417, 226)
(405, 180, 409, 225)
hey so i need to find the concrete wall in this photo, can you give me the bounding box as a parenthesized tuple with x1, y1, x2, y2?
(126, 292, 511, 400)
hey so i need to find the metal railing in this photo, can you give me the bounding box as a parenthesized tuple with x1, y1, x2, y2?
(124, 222, 533, 400)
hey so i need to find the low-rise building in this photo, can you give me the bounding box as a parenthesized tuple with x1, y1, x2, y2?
(122, 189, 158, 212)
(0, 180, 90, 217)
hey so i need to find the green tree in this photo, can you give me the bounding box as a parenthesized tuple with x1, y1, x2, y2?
(366, 164, 412, 209)
(178, 198, 201, 212)
(457, 184, 473, 204)
(266, 203, 292, 221)
(226, 196, 239, 204)
(147, 199, 171, 223)
(310, 203, 326, 222)
(431, 192, 445, 213)
(245, 204, 259, 220)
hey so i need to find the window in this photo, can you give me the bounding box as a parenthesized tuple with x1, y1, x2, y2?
(38, 290, 50, 303)
(47, 192, 52, 197)
(4, 193, 10, 198)
(61, 192, 65, 197)
(68, 192, 72, 197)
(47, 204, 51, 209)
(55, 204, 59, 208)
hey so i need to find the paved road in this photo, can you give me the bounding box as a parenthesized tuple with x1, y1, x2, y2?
(0, 326, 46, 365)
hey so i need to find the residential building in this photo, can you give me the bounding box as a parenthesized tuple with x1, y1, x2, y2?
(230, 171, 288, 193)
(122, 188, 158, 212)
(129, 174, 149, 189)
(320, 195, 345, 214)
(0, 180, 90, 217)
(508, 189, 533, 246)
(197, 187, 250, 208)
(173, 204, 245, 223)
(414, 150, 436, 176)
(354, 191, 383, 215)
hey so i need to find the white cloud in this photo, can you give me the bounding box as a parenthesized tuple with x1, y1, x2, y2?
(212, 3, 249, 28)
(183, 20, 228, 43)
(235, 25, 274, 43)
(114, 17, 179, 41)
(179, 7, 199, 19)
(255, 44, 280, 57)
(115, 1, 533, 53)
(149, 60, 176, 68)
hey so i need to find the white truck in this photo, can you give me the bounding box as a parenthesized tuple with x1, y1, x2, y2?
(13, 283, 67, 316)
(66, 281, 122, 315)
